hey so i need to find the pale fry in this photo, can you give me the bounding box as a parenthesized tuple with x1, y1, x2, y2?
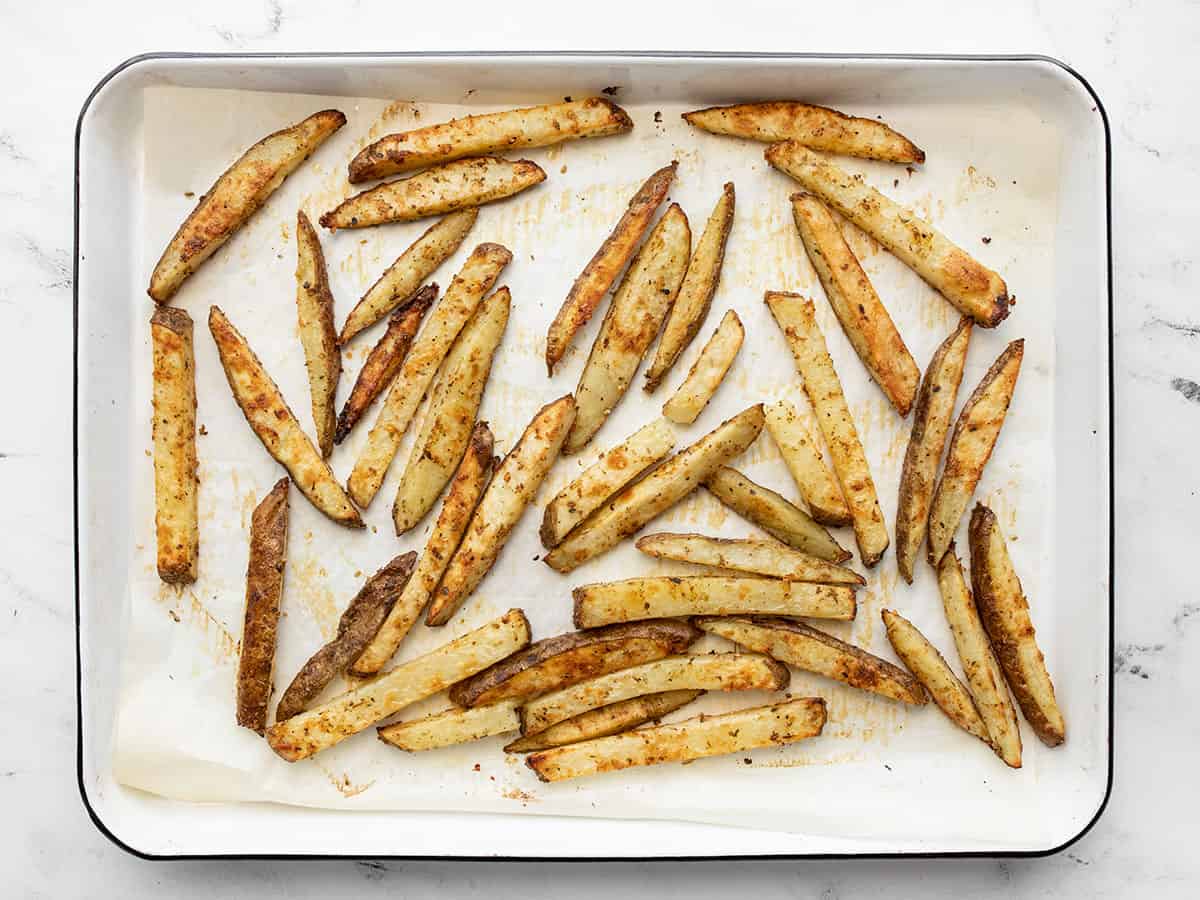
(150, 306, 199, 583)
(526, 697, 827, 782)
(662, 309, 745, 425)
(376, 701, 520, 752)
(504, 690, 702, 753)
(766, 142, 1009, 327)
(766, 292, 888, 565)
(148, 109, 345, 302)
(208, 306, 363, 527)
(295, 211, 340, 457)
(763, 399, 850, 526)
(634, 533, 864, 585)
(545, 163, 677, 373)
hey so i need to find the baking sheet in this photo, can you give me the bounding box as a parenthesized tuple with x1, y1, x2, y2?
(113, 83, 1063, 839)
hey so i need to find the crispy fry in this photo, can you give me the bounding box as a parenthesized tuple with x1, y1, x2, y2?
(766, 142, 1008, 327)
(148, 109, 345, 302)
(504, 690, 702, 753)
(565, 204, 691, 451)
(662, 309, 744, 424)
(349, 97, 634, 181)
(150, 307, 199, 583)
(426, 395, 576, 625)
(294, 211, 340, 457)
(545, 163, 677, 373)
(645, 183, 735, 391)
(208, 306, 362, 527)
(634, 532, 864, 585)
(543, 406, 764, 573)
(763, 399, 850, 526)
(235, 479, 289, 734)
(377, 701, 520, 752)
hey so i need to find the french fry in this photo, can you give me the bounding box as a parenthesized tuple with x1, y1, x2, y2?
(543, 406, 764, 573)
(573, 576, 856, 629)
(662, 309, 744, 425)
(503, 690, 702, 753)
(520, 653, 789, 735)
(208, 306, 362, 527)
(696, 616, 926, 705)
(349, 97, 634, 182)
(634, 532, 864, 585)
(526, 697, 827, 782)
(266, 609, 530, 762)
(321, 157, 545, 230)
(645, 183, 735, 391)
(376, 701, 520, 752)
(150, 306, 199, 583)
(235, 478, 289, 734)
(766, 292, 888, 565)
(790, 192, 918, 416)
(148, 109, 345, 302)
(350, 423, 495, 677)
(393, 285, 510, 534)
(937, 547, 1022, 767)
(294, 211, 340, 457)
(766, 142, 1009, 327)
(545, 163, 677, 373)
(542, 419, 677, 550)
(763, 399, 850, 526)
(426, 395, 576, 625)
(683, 102, 924, 163)
(338, 210, 477, 344)
(969, 504, 1065, 747)
(565, 205, 691, 451)
(347, 243, 510, 508)
(926, 340, 1023, 565)
(703, 465, 850, 563)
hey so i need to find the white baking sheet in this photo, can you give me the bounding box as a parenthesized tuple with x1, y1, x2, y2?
(113, 83, 1065, 840)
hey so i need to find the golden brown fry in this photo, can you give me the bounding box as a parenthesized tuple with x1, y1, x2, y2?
(969, 504, 1065, 747)
(503, 690, 702, 753)
(150, 307, 199, 584)
(294, 211, 340, 457)
(545, 163, 677, 373)
(662, 309, 744, 425)
(235, 479, 289, 734)
(763, 399, 850, 526)
(634, 532, 864, 585)
(208, 306, 362, 527)
(377, 701, 521, 752)
(148, 109, 345, 302)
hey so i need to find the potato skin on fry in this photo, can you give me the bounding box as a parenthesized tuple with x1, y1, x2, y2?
(148, 109, 345, 302)
(662, 309, 744, 425)
(295, 211, 341, 457)
(503, 690, 702, 753)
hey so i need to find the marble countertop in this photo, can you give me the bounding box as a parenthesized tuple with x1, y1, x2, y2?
(2, 0, 1195, 895)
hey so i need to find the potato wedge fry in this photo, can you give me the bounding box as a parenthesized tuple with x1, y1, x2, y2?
(543, 406, 764, 573)
(338, 210, 477, 344)
(349, 97, 634, 182)
(276, 552, 417, 722)
(148, 109, 345, 302)
(766, 292, 888, 565)
(766, 142, 1009, 326)
(645, 183, 735, 391)
(894, 318, 972, 581)
(526, 697, 826, 782)
(235, 478, 289, 734)
(150, 307, 199, 584)
(573, 576, 856, 629)
(348, 243, 511, 508)
(450, 619, 701, 708)
(266, 609, 530, 762)
(662, 309, 744, 425)
(683, 102, 924, 163)
(696, 616, 926, 705)
(938, 546, 1022, 767)
(208, 306, 362, 527)
(350, 424, 495, 677)
(321, 157, 545, 230)
(790, 193, 919, 415)
(543, 419, 677, 549)
(545, 163, 677, 373)
(335, 285, 435, 445)
(294, 211, 340, 457)
(703, 465, 850, 563)
(377, 700, 520, 752)
(504, 690, 702, 753)
(763, 399, 850, 526)
(393, 286, 510, 533)
(634, 532, 864, 585)
(521, 653, 789, 735)
(565, 205, 691, 452)
(882, 609, 990, 742)
(969, 504, 1065, 747)
(426, 395, 576, 625)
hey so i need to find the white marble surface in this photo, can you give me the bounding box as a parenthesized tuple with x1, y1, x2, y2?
(1, 0, 1195, 895)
